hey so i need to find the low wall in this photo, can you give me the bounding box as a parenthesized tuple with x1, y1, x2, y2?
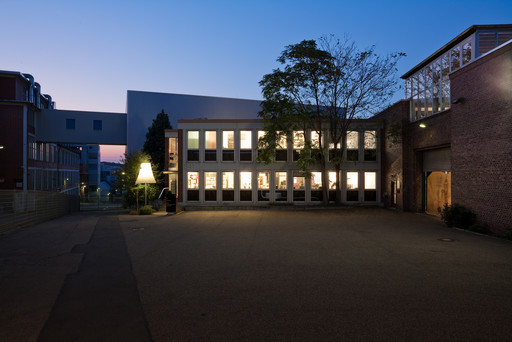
(0, 190, 79, 234)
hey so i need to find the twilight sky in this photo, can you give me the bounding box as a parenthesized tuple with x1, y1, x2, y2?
(2, 0, 511, 162)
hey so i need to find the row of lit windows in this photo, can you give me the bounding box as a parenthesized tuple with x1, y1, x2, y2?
(186, 130, 377, 163)
(186, 170, 377, 202)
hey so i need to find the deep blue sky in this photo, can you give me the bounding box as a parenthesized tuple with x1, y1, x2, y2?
(3, 0, 511, 161)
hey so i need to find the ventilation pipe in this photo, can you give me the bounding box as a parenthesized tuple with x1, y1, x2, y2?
(44, 94, 55, 109)
(34, 82, 41, 109)
(22, 73, 34, 103)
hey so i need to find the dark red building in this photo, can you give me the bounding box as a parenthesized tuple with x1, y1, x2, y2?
(377, 25, 512, 234)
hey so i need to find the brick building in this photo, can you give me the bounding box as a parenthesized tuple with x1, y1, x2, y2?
(377, 25, 512, 233)
(0, 71, 81, 193)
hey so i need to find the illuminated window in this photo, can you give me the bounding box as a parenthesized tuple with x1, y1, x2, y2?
(311, 131, 320, 148)
(347, 131, 358, 161)
(187, 171, 199, 201)
(347, 171, 359, 201)
(222, 131, 234, 161)
(275, 171, 287, 201)
(222, 171, 234, 201)
(275, 132, 288, 161)
(240, 171, 252, 201)
(328, 171, 337, 202)
(205, 131, 216, 161)
(187, 172, 199, 189)
(364, 131, 377, 161)
(258, 171, 270, 201)
(187, 131, 199, 161)
(258, 172, 270, 189)
(293, 171, 305, 201)
(240, 131, 252, 161)
(205, 172, 217, 189)
(311, 172, 322, 189)
(222, 172, 234, 189)
(293, 131, 304, 161)
(204, 172, 217, 201)
(311, 171, 323, 202)
(364, 172, 377, 201)
(205, 131, 216, 149)
(257, 130, 266, 156)
(240, 171, 252, 189)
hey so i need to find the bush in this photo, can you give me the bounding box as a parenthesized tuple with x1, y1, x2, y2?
(440, 203, 476, 229)
(505, 227, 512, 240)
(138, 205, 154, 215)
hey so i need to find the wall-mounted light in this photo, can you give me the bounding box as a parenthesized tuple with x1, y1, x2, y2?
(0, 145, 4, 150)
(419, 123, 427, 128)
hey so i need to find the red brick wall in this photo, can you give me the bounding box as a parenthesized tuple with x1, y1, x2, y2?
(450, 42, 512, 233)
(374, 100, 409, 210)
(0, 104, 24, 189)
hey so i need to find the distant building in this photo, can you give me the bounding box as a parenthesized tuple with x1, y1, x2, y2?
(0, 71, 80, 194)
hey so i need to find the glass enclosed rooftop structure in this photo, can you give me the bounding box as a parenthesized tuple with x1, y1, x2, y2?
(402, 25, 512, 122)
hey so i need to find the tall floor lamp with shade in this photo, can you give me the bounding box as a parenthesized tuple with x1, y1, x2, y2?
(136, 162, 156, 208)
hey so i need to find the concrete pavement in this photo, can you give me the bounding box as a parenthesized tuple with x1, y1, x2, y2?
(1, 208, 512, 341)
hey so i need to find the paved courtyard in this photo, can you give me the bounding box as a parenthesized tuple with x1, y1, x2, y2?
(1, 208, 512, 341)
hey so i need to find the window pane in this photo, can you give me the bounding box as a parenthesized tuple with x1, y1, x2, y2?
(364, 131, 376, 149)
(222, 172, 234, 189)
(205, 131, 216, 149)
(450, 47, 460, 71)
(293, 173, 305, 190)
(187, 172, 199, 189)
(205, 172, 216, 189)
(328, 171, 337, 189)
(364, 172, 376, 190)
(311, 131, 320, 148)
(276, 132, 287, 149)
(311, 172, 322, 189)
(293, 131, 304, 149)
(347, 131, 358, 149)
(240, 171, 252, 189)
(93, 120, 102, 131)
(258, 172, 270, 189)
(223, 131, 234, 149)
(347, 172, 358, 189)
(188, 131, 199, 149)
(240, 131, 252, 149)
(275, 171, 287, 189)
(462, 41, 472, 65)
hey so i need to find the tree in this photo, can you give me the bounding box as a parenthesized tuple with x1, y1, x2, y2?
(143, 109, 172, 187)
(258, 36, 404, 204)
(115, 150, 160, 208)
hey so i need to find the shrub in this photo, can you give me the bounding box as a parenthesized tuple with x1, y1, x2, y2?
(138, 205, 154, 215)
(440, 203, 476, 229)
(505, 227, 512, 240)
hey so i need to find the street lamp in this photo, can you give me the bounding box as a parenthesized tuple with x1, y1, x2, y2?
(135, 162, 156, 206)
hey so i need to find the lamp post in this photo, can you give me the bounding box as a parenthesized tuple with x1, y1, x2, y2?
(135, 162, 156, 206)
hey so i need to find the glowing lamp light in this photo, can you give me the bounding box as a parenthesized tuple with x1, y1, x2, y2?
(419, 123, 427, 128)
(136, 162, 156, 206)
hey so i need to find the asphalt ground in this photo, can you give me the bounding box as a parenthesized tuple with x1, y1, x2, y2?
(1, 208, 512, 341)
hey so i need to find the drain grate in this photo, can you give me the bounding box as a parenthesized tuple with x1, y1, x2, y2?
(438, 238, 455, 242)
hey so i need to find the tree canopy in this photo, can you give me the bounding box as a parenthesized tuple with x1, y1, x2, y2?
(115, 150, 160, 208)
(143, 109, 172, 186)
(258, 36, 404, 203)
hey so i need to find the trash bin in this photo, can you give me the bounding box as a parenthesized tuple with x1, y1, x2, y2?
(166, 192, 176, 213)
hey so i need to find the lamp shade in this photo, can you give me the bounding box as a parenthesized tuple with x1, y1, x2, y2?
(135, 162, 156, 184)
